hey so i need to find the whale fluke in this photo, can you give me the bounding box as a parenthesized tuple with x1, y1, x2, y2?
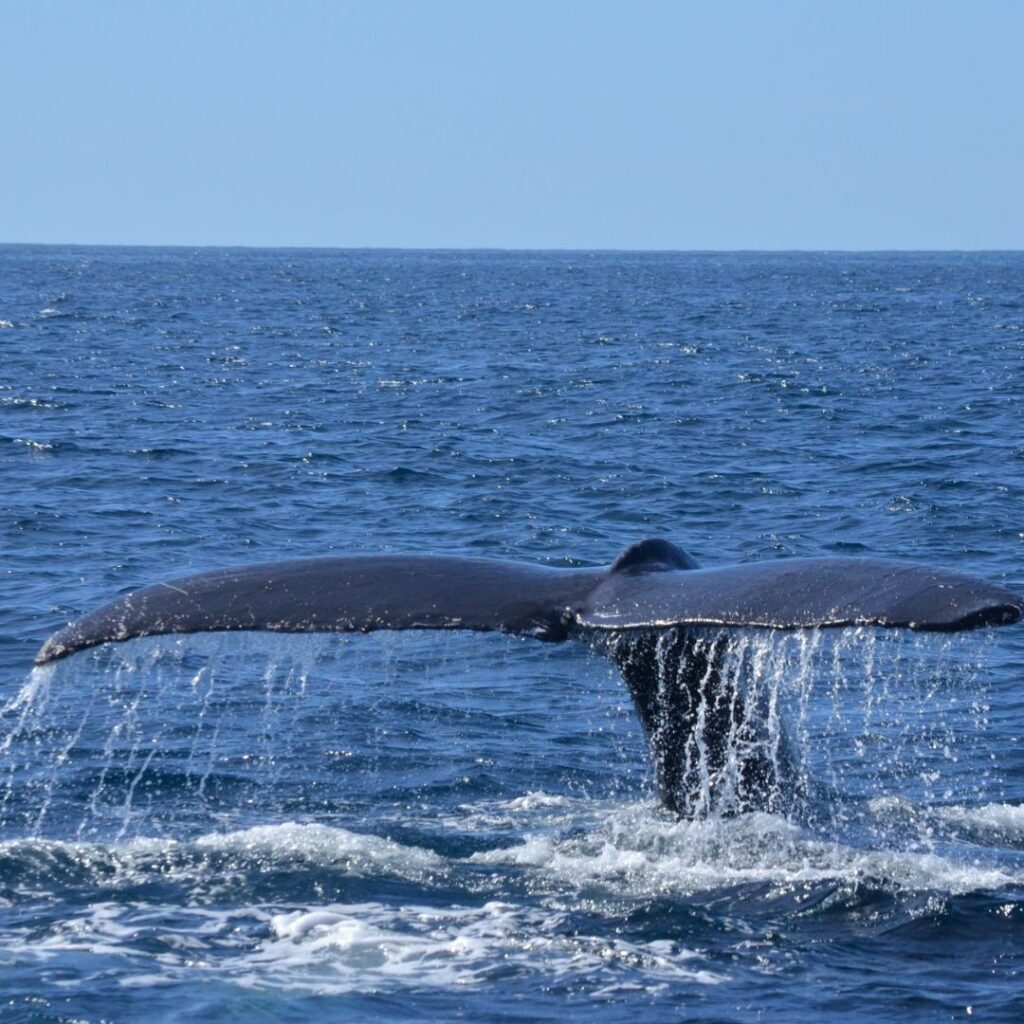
(34, 540, 1022, 816)
(35, 540, 1021, 665)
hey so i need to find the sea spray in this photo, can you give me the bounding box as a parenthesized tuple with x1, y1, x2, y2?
(603, 625, 992, 825)
(0, 627, 998, 847)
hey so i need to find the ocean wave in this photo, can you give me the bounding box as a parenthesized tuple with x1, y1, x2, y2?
(0, 822, 445, 894)
(935, 801, 1024, 839)
(3, 791, 1019, 902)
(468, 802, 1021, 896)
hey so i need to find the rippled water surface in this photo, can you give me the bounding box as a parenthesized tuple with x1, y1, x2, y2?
(1, 248, 1023, 1022)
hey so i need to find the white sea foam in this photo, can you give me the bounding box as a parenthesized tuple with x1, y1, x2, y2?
(0, 897, 725, 995)
(432, 791, 603, 832)
(252, 900, 725, 992)
(0, 798, 1019, 998)
(468, 802, 1020, 896)
(935, 802, 1024, 835)
(11, 437, 54, 451)
(192, 822, 444, 876)
(866, 796, 1024, 841)
(0, 822, 444, 892)
(3, 799, 1016, 902)
(2, 801, 1015, 998)
(504, 791, 575, 811)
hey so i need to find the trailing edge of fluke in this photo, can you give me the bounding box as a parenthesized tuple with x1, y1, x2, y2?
(35, 539, 1023, 665)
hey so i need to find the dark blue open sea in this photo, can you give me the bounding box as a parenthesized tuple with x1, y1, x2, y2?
(1, 247, 1022, 1022)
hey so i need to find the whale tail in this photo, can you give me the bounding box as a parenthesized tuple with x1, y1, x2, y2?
(33, 540, 1021, 817)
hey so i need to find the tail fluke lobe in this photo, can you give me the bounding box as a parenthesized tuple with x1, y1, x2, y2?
(35, 555, 598, 665)
(580, 557, 1022, 634)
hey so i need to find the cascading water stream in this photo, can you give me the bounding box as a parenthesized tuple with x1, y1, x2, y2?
(0, 627, 997, 850)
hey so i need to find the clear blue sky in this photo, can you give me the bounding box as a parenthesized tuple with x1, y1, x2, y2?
(3, 0, 1022, 249)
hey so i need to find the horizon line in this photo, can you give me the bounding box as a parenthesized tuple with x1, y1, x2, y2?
(2, 241, 1023, 255)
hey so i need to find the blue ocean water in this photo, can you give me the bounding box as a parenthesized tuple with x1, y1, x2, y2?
(0, 247, 1022, 1022)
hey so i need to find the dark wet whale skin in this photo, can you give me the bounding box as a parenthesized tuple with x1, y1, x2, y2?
(37, 539, 1022, 665)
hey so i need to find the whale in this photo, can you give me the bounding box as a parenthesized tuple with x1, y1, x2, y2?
(35, 538, 1022, 814)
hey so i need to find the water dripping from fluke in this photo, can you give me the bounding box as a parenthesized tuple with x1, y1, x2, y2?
(0, 626, 1005, 854)
(606, 627, 810, 819)
(0, 633, 337, 842)
(597, 624, 997, 833)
